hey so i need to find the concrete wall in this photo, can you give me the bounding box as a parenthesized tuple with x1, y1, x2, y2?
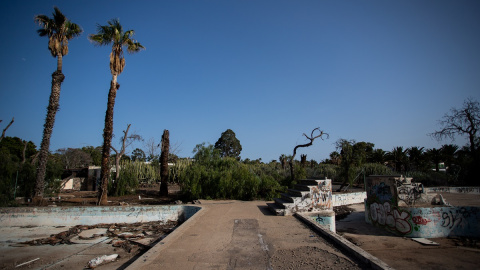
(310, 179, 333, 210)
(332, 192, 366, 207)
(364, 176, 480, 238)
(297, 210, 336, 233)
(0, 205, 202, 227)
(425, 187, 480, 194)
(365, 201, 480, 238)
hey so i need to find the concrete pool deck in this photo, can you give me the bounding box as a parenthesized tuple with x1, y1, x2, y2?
(130, 193, 480, 270)
(1, 192, 480, 269)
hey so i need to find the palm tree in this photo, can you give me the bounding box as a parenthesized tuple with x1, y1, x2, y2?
(33, 7, 82, 202)
(388, 147, 407, 173)
(426, 148, 442, 172)
(89, 19, 144, 205)
(407, 146, 425, 172)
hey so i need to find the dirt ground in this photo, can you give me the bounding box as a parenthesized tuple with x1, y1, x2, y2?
(335, 192, 480, 270)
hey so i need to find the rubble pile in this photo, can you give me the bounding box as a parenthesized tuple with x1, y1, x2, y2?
(21, 220, 178, 251)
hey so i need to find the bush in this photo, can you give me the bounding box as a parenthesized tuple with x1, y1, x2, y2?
(178, 144, 284, 201)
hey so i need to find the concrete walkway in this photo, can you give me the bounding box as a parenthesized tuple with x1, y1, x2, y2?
(127, 200, 368, 270)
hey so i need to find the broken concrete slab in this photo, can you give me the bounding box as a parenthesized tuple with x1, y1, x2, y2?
(78, 228, 108, 239)
(412, 238, 440, 246)
(70, 236, 109, 244)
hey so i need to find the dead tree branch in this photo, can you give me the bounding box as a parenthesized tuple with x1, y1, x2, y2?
(289, 127, 329, 184)
(0, 117, 14, 143)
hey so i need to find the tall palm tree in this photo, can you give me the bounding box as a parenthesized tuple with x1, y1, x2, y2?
(33, 7, 82, 202)
(388, 147, 407, 173)
(89, 19, 144, 205)
(407, 146, 425, 172)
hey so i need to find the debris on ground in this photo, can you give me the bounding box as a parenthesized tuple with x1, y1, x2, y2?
(20, 220, 178, 254)
(87, 254, 119, 268)
(15, 258, 40, 268)
(333, 205, 355, 221)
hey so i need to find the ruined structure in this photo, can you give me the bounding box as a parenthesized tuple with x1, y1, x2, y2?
(365, 175, 480, 238)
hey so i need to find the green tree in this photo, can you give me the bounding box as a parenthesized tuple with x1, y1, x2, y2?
(131, 148, 146, 162)
(388, 146, 408, 173)
(33, 7, 82, 202)
(407, 146, 425, 172)
(440, 144, 458, 174)
(81, 146, 102, 166)
(426, 148, 442, 172)
(89, 19, 144, 205)
(214, 129, 242, 160)
(0, 137, 38, 205)
(336, 140, 372, 187)
(369, 148, 387, 164)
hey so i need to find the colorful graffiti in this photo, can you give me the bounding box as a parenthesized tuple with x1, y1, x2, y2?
(369, 202, 413, 234)
(365, 176, 480, 238)
(412, 216, 431, 225)
(311, 180, 332, 210)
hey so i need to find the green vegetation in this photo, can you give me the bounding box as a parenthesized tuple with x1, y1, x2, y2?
(178, 143, 283, 201)
(214, 129, 242, 160)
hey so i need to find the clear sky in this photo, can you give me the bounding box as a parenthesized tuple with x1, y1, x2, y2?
(1, 0, 479, 162)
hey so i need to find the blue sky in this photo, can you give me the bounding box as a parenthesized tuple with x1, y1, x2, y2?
(1, 0, 479, 162)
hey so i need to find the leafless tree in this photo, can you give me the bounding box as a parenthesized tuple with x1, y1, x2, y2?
(111, 124, 143, 180)
(0, 118, 14, 143)
(430, 98, 479, 157)
(289, 128, 329, 183)
(144, 137, 160, 161)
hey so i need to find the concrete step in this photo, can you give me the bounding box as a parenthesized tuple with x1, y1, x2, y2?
(280, 193, 302, 203)
(287, 189, 310, 198)
(266, 202, 285, 216)
(274, 198, 295, 216)
(298, 179, 323, 185)
(295, 184, 315, 191)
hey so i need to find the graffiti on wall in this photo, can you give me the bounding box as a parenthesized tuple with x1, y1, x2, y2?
(365, 179, 480, 237)
(311, 180, 332, 210)
(332, 192, 366, 207)
(426, 187, 480, 194)
(396, 183, 423, 206)
(369, 201, 413, 234)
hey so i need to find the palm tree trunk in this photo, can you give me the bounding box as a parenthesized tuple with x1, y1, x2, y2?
(57, 54, 63, 72)
(159, 129, 169, 197)
(98, 78, 118, 205)
(34, 71, 65, 203)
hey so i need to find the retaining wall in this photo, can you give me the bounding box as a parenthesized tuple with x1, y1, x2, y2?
(332, 192, 366, 207)
(365, 202, 480, 238)
(0, 205, 202, 227)
(365, 176, 480, 238)
(425, 187, 480, 194)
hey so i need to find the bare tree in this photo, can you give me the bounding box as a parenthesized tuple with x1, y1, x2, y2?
(144, 137, 160, 161)
(430, 98, 479, 160)
(288, 128, 329, 183)
(110, 124, 143, 180)
(159, 130, 169, 197)
(0, 118, 14, 143)
(57, 148, 92, 169)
